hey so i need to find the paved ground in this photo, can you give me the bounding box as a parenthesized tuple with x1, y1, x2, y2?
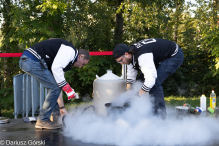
(0, 119, 106, 146)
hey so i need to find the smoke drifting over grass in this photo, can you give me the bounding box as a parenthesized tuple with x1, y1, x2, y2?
(63, 82, 219, 146)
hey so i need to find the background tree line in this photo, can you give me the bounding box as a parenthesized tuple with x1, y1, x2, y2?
(0, 0, 219, 114)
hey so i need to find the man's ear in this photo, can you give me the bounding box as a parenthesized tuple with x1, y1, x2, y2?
(124, 52, 129, 56)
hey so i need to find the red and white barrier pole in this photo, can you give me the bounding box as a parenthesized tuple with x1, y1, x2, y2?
(0, 51, 113, 57)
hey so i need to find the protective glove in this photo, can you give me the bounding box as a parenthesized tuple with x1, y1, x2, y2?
(62, 83, 75, 100)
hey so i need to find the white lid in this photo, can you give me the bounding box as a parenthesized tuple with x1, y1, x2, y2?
(96, 70, 121, 80)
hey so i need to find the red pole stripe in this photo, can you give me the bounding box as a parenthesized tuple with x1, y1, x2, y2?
(0, 53, 22, 57)
(89, 51, 113, 56)
(0, 51, 113, 57)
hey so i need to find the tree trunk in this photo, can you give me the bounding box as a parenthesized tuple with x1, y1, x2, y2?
(174, 21, 178, 43)
(114, 0, 124, 46)
(174, 3, 179, 43)
(213, 0, 218, 26)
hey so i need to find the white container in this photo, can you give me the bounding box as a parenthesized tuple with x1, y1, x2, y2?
(93, 70, 126, 116)
(200, 94, 206, 111)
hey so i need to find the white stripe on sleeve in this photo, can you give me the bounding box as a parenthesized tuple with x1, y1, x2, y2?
(51, 44, 76, 88)
(138, 53, 157, 92)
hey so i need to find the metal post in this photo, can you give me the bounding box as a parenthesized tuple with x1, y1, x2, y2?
(13, 73, 23, 119)
(22, 74, 27, 117)
(122, 64, 127, 81)
(26, 74, 31, 117)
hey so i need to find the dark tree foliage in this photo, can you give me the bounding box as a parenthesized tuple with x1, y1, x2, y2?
(0, 0, 219, 110)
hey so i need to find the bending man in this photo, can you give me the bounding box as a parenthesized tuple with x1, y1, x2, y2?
(113, 38, 184, 118)
(19, 38, 90, 129)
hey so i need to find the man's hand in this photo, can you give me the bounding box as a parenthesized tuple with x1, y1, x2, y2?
(139, 89, 147, 96)
(126, 84, 131, 90)
(60, 108, 68, 116)
(62, 83, 75, 100)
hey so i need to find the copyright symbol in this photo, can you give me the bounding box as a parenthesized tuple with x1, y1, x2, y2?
(0, 140, 5, 145)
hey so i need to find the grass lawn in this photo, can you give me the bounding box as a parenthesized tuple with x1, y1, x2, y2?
(1, 96, 219, 119)
(1, 109, 16, 119)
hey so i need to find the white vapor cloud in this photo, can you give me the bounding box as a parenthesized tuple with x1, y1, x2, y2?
(63, 82, 219, 146)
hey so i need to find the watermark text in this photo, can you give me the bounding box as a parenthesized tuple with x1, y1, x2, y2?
(0, 140, 45, 145)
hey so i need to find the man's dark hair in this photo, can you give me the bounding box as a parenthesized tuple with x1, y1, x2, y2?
(78, 49, 90, 60)
(113, 44, 130, 59)
(128, 46, 135, 55)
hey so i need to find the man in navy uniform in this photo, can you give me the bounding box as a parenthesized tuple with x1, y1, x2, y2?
(113, 38, 184, 118)
(19, 38, 90, 129)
